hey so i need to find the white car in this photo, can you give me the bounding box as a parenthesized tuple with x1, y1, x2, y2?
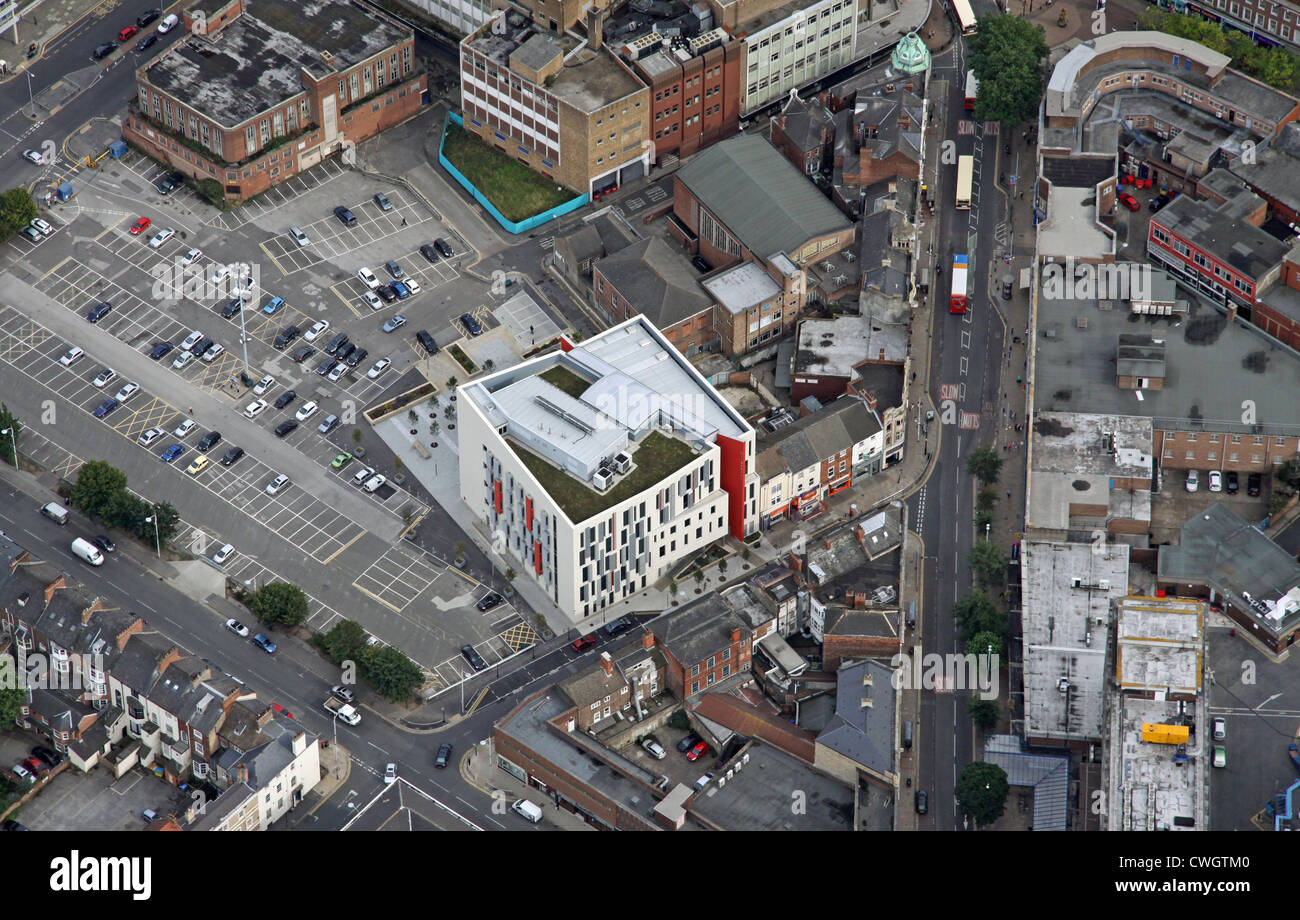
(172, 350, 195, 370)
(363, 473, 387, 493)
(244, 398, 268, 419)
(253, 375, 275, 395)
(157, 12, 179, 33)
(405, 278, 422, 295)
(201, 342, 225, 362)
(304, 320, 330, 342)
(32, 218, 53, 235)
(367, 357, 391, 379)
(173, 418, 197, 438)
(384, 763, 396, 784)
(212, 543, 234, 565)
(1208, 470, 1223, 492)
(1212, 717, 1226, 741)
(92, 368, 117, 388)
(138, 426, 165, 447)
(265, 473, 290, 495)
(148, 227, 176, 248)
(1186, 470, 1199, 493)
(352, 466, 376, 486)
(180, 330, 204, 352)
(224, 618, 249, 637)
(356, 267, 381, 290)
(181, 248, 201, 266)
(291, 226, 310, 247)
(295, 401, 318, 422)
(363, 291, 382, 310)
(113, 382, 140, 403)
(22, 149, 43, 164)
(59, 346, 85, 366)
(327, 361, 347, 382)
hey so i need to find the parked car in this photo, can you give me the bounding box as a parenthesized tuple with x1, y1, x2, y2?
(262, 296, 285, 315)
(201, 342, 225, 362)
(570, 634, 597, 653)
(685, 740, 709, 762)
(420, 243, 440, 263)
(1212, 717, 1226, 741)
(603, 615, 634, 637)
(351, 466, 376, 486)
(325, 332, 350, 356)
(160, 444, 185, 463)
(330, 685, 356, 703)
(385, 259, 403, 279)
(156, 170, 183, 195)
(253, 375, 275, 395)
(11, 765, 34, 783)
(316, 357, 339, 376)
(915, 790, 929, 814)
(333, 206, 357, 226)
(265, 473, 290, 495)
(346, 347, 369, 368)
(251, 633, 277, 654)
(92, 42, 117, 60)
(273, 390, 297, 409)
(460, 644, 487, 671)
(291, 344, 316, 363)
(180, 329, 204, 352)
(113, 382, 140, 403)
(363, 291, 382, 310)
(435, 743, 453, 768)
(173, 418, 196, 438)
(1186, 470, 1199, 493)
(1248, 472, 1263, 496)
(87, 301, 112, 323)
(273, 325, 299, 349)
(641, 737, 667, 760)
(171, 350, 195, 370)
(434, 238, 454, 258)
(244, 398, 268, 419)
(1226, 471, 1239, 494)
(196, 430, 222, 452)
(31, 218, 52, 236)
(137, 9, 161, 27)
(327, 361, 348, 382)
(220, 446, 245, 466)
(118, 25, 139, 41)
(304, 320, 330, 342)
(676, 733, 702, 753)
(476, 592, 504, 612)
(404, 278, 422, 296)
(1213, 745, 1226, 768)
(336, 342, 357, 363)
(367, 358, 391, 379)
(32, 747, 63, 768)
(357, 267, 381, 290)
(129, 216, 151, 235)
(91, 535, 115, 554)
(374, 192, 393, 211)
(148, 226, 175, 248)
(1118, 192, 1140, 211)
(317, 414, 340, 435)
(137, 427, 164, 447)
(375, 284, 397, 303)
(291, 226, 310, 246)
(157, 12, 179, 33)
(92, 398, 118, 419)
(59, 346, 84, 366)
(185, 455, 210, 476)
(295, 401, 318, 421)
(92, 368, 117, 388)
(181, 247, 201, 266)
(330, 452, 353, 469)
(391, 281, 411, 300)
(460, 312, 483, 336)
(415, 330, 438, 355)
(135, 33, 157, 51)
(225, 618, 250, 637)
(149, 341, 174, 359)
(1208, 470, 1223, 492)
(274, 419, 299, 437)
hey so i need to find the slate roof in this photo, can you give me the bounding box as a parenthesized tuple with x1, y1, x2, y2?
(595, 237, 713, 328)
(984, 734, 1070, 831)
(777, 92, 833, 155)
(676, 133, 852, 260)
(756, 396, 881, 475)
(649, 593, 753, 669)
(815, 659, 895, 775)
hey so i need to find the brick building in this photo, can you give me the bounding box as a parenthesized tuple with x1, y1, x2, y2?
(123, 0, 426, 203)
(592, 236, 716, 353)
(649, 594, 759, 698)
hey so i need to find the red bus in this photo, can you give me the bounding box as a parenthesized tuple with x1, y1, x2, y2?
(950, 255, 969, 313)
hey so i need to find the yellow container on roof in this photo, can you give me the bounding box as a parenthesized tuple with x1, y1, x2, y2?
(1142, 723, 1190, 744)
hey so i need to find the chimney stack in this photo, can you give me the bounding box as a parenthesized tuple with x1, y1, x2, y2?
(237, 763, 249, 784)
(587, 7, 604, 51)
(730, 628, 741, 643)
(600, 651, 613, 677)
(641, 631, 654, 650)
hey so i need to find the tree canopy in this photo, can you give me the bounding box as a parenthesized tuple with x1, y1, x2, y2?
(966, 446, 1003, 485)
(969, 15, 1049, 125)
(0, 189, 37, 241)
(361, 645, 425, 701)
(954, 589, 1007, 640)
(250, 582, 309, 629)
(956, 761, 1011, 827)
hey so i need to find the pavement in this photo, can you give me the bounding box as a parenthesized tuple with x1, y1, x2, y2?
(0, 0, 99, 77)
(460, 737, 593, 831)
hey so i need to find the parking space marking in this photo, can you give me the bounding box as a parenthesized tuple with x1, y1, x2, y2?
(206, 158, 348, 232)
(352, 542, 442, 612)
(499, 621, 540, 653)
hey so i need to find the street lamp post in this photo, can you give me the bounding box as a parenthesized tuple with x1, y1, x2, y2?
(143, 515, 161, 558)
(0, 427, 16, 467)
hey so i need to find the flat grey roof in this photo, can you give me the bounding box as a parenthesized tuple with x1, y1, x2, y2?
(144, 0, 408, 127)
(688, 743, 855, 831)
(1111, 697, 1202, 831)
(701, 261, 782, 315)
(796, 314, 891, 377)
(1154, 184, 1289, 282)
(1115, 596, 1202, 694)
(984, 735, 1070, 832)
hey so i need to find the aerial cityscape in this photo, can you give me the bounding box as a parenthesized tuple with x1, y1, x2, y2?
(0, 0, 1298, 850)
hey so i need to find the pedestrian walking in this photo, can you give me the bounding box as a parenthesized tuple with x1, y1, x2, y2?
(187, 407, 193, 415)
(1007, 490, 1012, 498)
(402, 217, 407, 226)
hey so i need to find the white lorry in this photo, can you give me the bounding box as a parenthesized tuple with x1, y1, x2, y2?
(323, 697, 361, 725)
(70, 537, 104, 566)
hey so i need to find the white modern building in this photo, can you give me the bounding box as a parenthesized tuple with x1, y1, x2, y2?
(458, 316, 759, 620)
(731, 0, 860, 114)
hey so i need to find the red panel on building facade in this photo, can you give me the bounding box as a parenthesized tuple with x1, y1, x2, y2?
(494, 480, 503, 514)
(534, 541, 543, 575)
(526, 497, 534, 531)
(716, 434, 747, 539)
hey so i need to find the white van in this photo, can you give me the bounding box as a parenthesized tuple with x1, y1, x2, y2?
(157, 13, 179, 33)
(70, 537, 104, 566)
(41, 502, 70, 525)
(511, 799, 543, 823)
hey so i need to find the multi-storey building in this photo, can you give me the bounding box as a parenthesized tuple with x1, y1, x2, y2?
(1162, 0, 1300, 53)
(460, 9, 651, 197)
(403, 0, 493, 36)
(123, 0, 425, 203)
(458, 316, 759, 620)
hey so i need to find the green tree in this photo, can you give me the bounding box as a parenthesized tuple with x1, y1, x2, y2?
(0, 188, 37, 240)
(361, 645, 425, 700)
(69, 460, 129, 521)
(953, 590, 1006, 640)
(1270, 491, 1294, 514)
(955, 761, 1011, 827)
(250, 582, 309, 628)
(968, 698, 999, 731)
(966, 629, 1004, 660)
(969, 540, 1008, 587)
(977, 486, 999, 511)
(148, 501, 180, 546)
(968, 15, 1049, 125)
(0, 685, 25, 729)
(974, 509, 993, 531)
(967, 446, 1003, 485)
(0, 404, 21, 466)
(318, 619, 370, 665)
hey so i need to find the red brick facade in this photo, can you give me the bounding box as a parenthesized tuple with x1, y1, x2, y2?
(640, 40, 742, 163)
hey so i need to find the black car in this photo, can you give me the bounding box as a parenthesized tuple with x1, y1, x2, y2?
(2, 819, 28, 831)
(435, 742, 453, 768)
(434, 238, 454, 258)
(915, 790, 928, 814)
(333, 205, 356, 226)
(221, 298, 242, 318)
(1148, 196, 1168, 212)
(420, 243, 440, 263)
(196, 430, 222, 452)
(376, 284, 397, 303)
(476, 592, 504, 612)
(32, 746, 63, 767)
(415, 330, 438, 355)
(149, 341, 174, 360)
(274, 419, 299, 437)
(273, 325, 299, 350)
(156, 171, 184, 195)
(460, 644, 487, 671)
(92, 398, 119, 419)
(345, 346, 368, 368)
(91, 535, 116, 554)
(603, 615, 634, 637)
(92, 42, 116, 60)
(135, 33, 158, 52)
(220, 446, 244, 466)
(191, 337, 214, 358)
(676, 732, 702, 753)
(316, 357, 339, 376)
(273, 389, 297, 409)
(87, 302, 112, 323)
(291, 344, 316, 363)
(691, 255, 710, 273)
(136, 9, 161, 27)
(460, 312, 483, 337)
(324, 332, 350, 356)
(1226, 470, 1240, 494)
(1248, 472, 1263, 496)
(336, 342, 357, 363)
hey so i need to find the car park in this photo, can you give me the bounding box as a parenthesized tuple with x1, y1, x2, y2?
(375, 284, 397, 303)
(92, 398, 118, 419)
(201, 342, 225, 362)
(362, 473, 386, 493)
(251, 633, 277, 654)
(460, 645, 487, 671)
(363, 291, 383, 310)
(1209, 470, 1223, 492)
(220, 446, 245, 466)
(274, 419, 299, 437)
(273, 390, 297, 409)
(352, 466, 376, 485)
(196, 430, 222, 452)
(138, 427, 164, 447)
(686, 740, 709, 761)
(570, 634, 596, 653)
(435, 743, 453, 768)
(374, 192, 393, 211)
(382, 314, 406, 333)
(291, 226, 310, 246)
(435, 238, 454, 258)
(1248, 473, 1262, 496)
(460, 312, 483, 336)
(148, 227, 175, 248)
(291, 344, 317, 363)
(317, 414, 340, 435)
(93, 42, 117, 60)
(295, 401, 318, 421)
(356, 267, 381, 290)
(173, 418, 196, 438)
(416, 330, 438, 354)
(641, 738, 667, 760)
(93, 368, 117, 388)
(476, 592, 504, 612)
(113, 382, 140, 403)
(304, 320, 330, 342)
(191, 337, 214, 358)
(1118, 193, 1140, 211)
(327, 362, 348, 382)
(225, 618, 249, 637)
(385, 260, 403, 280)
(32, 747, 63, 768)
(1227, 471, 1239, 494)
(136, 33, 157, 51)
(87, 302, 112, 323)
(12, 765, 34, 784)
(130, 216, 151, 235)
(172, 350, 195, 370)
(149, 341, 174, 360)
(333, 206, 356, 226)
(420, 243, 439, 263)
(265, 473, 290, 495)
(330, 452, 353, 469)
(186, 455, 210, 476)
(676, 733, 702, 753)
(22, 149, 43, 164)
(181, 247, 201, 266)
(253, 375, 275, 395)
(316, 357, 338, 376)
(367, 357, 391, 379)
(59, 346, 84, 366)
(20, 226, 40, 242)
(263, 296, 286, 315)
(273, 326, 298, 349)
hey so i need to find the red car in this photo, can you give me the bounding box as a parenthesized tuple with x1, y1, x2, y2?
(22, 756, 49, 774)
(570, 634, 597, 653)
(1118, 193, 1140, 212)
(686, 740, 709, 762)
(118, 25, 139, 41)
(129, 216, 151, 235)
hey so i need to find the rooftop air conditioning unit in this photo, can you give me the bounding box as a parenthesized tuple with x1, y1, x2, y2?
(613, 451, 632, 472)
(592, 469, 612, 491)
(1098, 579, 1110, 590)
